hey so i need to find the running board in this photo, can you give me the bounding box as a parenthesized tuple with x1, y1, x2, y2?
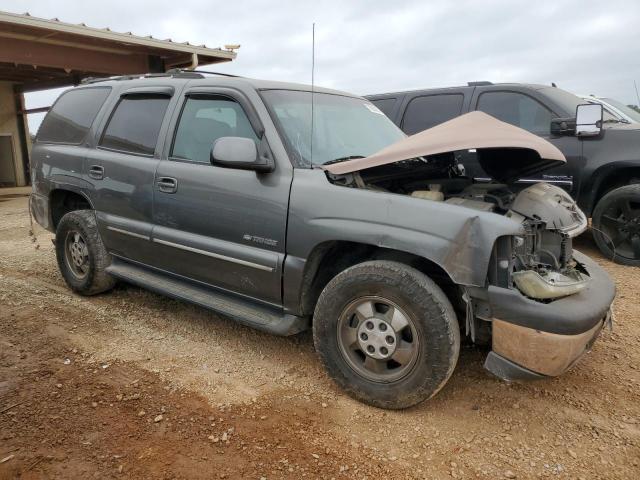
(106, 259, 308, 336)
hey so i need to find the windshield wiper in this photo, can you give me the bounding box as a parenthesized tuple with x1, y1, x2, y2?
(323, 155, 365, 166)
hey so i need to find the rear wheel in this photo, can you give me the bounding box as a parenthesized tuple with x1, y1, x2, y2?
(55, 210, 116, 295)
(592, 184, 640, 266)
(313, 261, 460, 409)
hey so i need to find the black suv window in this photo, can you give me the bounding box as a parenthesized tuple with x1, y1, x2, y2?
(100, 95, 170, 155)
(402, 94, 464, 134)
(370, 98, 397, 118)
(172, 96, 259, 163)
(37, 87, 111, 144)
(476, 91, 552, 134)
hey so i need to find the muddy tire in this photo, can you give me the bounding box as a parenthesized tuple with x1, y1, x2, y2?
(55, 210, 116, 295)
(592, 184, 640, 266)
(313, 260, 460, 409)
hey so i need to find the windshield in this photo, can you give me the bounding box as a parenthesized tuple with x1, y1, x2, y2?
(584, 99, 620, 122)
(262, 90, 406, 166)
(538, 87, 584, 116)
(539, 87, 618, 121)
(602, 98, 640, 123)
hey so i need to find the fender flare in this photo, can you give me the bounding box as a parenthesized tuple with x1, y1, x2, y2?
(584, 161, 640, 214)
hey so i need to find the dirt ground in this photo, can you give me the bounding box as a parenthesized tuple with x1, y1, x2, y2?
(0, 195, 638, 480)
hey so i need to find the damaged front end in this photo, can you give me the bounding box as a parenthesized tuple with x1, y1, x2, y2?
(322, 111, 616, 381)
(477, 183, 615, 380)
(507, 182, 590, 301)
(480, 185, 615, 380)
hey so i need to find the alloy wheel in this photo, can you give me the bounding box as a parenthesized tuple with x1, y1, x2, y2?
(599, 197, 640, 261)
(337, 296, 420, 383)
(65, 231, 90, 279)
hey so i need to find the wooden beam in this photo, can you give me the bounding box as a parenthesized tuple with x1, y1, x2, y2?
(18, 106, 50, 115)
(19, 75, 84, 93)
(13, 85, 31, 185)
(0, 37, 150, 75)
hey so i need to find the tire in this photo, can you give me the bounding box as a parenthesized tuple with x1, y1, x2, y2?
(313, 260, 460, 409)
(55, 210, 116, 295)
(592, 184, 640, 266)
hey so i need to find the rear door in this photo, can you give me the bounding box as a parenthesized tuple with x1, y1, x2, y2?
(470, 88, 580, 194)
(32, 86, 112, 204)
(151, 87, 291, 306)
(368, 96, 403, 123)
(399, 91, 467, 135)
(87, 84, 180, 264)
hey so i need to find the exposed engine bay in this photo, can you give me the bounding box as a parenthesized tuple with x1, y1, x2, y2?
(328, 153, 590, 301)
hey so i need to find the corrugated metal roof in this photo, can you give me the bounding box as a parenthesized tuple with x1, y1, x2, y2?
(0, 10, 238, 59)
(0, 10, 239, 90)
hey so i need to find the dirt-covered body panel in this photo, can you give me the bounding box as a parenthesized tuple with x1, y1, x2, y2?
(287, 168, 525, 288)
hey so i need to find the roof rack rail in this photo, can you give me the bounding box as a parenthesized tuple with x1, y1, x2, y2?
(168, 68, 242, 78)
(80, 70, 207, 85)
(468, 81, 493, 86)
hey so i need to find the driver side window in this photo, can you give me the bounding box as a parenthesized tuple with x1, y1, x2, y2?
(476, 91, 552, 135)
(172, 96, 259, 163)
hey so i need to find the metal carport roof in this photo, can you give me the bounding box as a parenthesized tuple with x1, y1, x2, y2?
(0, 10, 238, 92)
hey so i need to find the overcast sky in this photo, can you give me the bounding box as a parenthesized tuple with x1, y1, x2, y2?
(3, 0, 639, 132)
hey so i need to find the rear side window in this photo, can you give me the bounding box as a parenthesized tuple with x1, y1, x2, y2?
(370, 98, 397, 118)
(476, 91, 552, 135)
(402, 94, 464, 135)
(100, 95, 170, 155)
(172, 96, 259, 163)
(37, 87, 111, 144)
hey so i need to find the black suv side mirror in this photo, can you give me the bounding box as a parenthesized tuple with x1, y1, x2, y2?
(550, 117, 576, 136)
(575, 103, 603, 137)
(210, 137, 274, 172)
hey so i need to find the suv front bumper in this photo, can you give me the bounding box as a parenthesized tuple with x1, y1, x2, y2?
(483, 250, 615, 380)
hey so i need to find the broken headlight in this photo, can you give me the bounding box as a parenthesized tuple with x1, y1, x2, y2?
(510, 222, 591, 300)
(512, 268, 590, 300)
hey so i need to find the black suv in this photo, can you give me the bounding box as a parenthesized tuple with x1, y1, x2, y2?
(367, 82, 640, 265)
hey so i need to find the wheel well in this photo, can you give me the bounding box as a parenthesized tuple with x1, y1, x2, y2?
(299, 241, 461, 318)
(593, 168, 640, 212)
(50, 189, 92, 230)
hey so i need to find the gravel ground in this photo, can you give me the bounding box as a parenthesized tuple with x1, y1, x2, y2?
(1, 195, 639, 479)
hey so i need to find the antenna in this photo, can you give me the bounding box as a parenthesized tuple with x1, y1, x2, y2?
(310, 22, 315, 166)
(634, 80, 640, 108)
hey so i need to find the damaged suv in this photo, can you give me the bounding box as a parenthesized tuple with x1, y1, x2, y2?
(31, 72, 615, 408)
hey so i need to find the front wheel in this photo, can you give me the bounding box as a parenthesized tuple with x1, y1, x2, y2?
(592, 184, 640, 266)
(313, 261, 460, 409)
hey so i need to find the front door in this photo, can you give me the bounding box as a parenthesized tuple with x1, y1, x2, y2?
(151, 90, 291, 306)
(469, 90, 582, 195)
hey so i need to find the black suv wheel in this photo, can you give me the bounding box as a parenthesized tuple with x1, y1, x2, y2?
(55, 210, 116, 295)
(313, 261, 460, 409)
(592, 184, 640, 266)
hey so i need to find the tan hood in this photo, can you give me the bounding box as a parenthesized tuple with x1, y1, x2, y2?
(324, 111, 566, 182)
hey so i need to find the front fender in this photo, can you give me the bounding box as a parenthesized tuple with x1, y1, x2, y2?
(287, 169, 524, 287)
(582, 160, 640, 215)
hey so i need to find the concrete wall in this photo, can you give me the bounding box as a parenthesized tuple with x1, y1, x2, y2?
(0, 81, 28, 186)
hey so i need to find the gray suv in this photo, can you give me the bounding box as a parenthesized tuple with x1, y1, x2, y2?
(30, 72, 615, 408)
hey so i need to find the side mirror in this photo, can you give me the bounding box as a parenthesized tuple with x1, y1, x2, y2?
(550, 117, 576, 136)
(210, 137, 274, 172)
(575, 104, 603, 137)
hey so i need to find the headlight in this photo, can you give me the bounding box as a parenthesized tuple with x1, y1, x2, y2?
(512, 269, 590, 300)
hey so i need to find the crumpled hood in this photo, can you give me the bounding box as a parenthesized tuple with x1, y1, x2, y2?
(323, 111, 566, 182)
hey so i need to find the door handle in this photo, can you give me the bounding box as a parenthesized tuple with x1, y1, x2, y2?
(89, 165, 104, 180)
(157, 177, 178, 193)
